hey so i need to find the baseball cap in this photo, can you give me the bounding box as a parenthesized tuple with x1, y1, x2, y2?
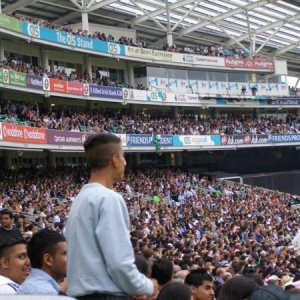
(250, 285, 290, 300)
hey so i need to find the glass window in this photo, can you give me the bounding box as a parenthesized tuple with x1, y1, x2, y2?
(188, 70, 207, 80)
(146, 67, 168, 77)
(228, 72, 248, 82)
(208, 71, 227, 81)
(167, 69, 187, 79)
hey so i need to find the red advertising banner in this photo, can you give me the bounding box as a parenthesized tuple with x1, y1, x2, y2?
(1, 123, 47, 144)
(224, 58, 274, 70)
(50, 79, 68, 93)
(67, 81, 84, 95)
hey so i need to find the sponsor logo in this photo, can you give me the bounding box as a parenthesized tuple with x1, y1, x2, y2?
(27, 23, 40, 38)
(108, 43, 121, 55)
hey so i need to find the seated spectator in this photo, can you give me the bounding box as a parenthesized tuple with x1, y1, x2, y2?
(185, 269, 214, 300)
(217, 276, 259, 300)
(18, 229, 67, 295)
(151, 259, 174, 288)
(0, 209, 23, 243)
(0, 236, 31, 294)
(157, 281, 192, 300)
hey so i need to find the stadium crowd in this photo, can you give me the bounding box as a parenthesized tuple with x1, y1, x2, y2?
(11, 13, 253, 59)
(0, 101, 299, 135)
(0, 58, 124, 87)
(0, 165, 300, 299)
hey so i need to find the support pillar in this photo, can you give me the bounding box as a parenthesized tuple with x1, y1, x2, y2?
(167, 32, 173, 47)
(84, 55, 92, 79)
(82, 11, 89, 32)
(40, 49, 50, 71)
(127, 63, 135, 89)
(0, 40, 5, 62)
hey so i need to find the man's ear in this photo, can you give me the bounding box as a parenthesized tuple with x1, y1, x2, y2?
(191, 285, 197, 296)
(111, 154, 119, 168)
(0, 256, 9, 270)
(43, 253, 53, 268)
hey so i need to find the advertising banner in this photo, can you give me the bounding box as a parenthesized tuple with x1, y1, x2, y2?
(0, 123, 2, 140)
(168, 78, 178, 89)
(269, 134, 300, 143)
(122, 89, 147, 101)
(125, 46, 174, 61)
(9, 70, 26, 87)
(224, 58, 274, 70)
(47, 130, 86, 146)
(21, 25, 126, 56)
(89, 85, 123, 99)
(198, 81, 209, 93)
(50, 79, 67, 94)
(147, 77, 158, 88)
(1, 123, 47, 144)
(220, 134, 269, 145)
(166, 93, 199, 103)
(0, 14, 22, 33)
(178, 80, 188, 91)
(267, 97, 300, 105)
(26, 74, 43, 90)
(126, 134, 173, 147)
(146, 91, 166, 101)
(67, 81, 84, 95)
(158, 78, 168, 88)
(178, 54, 224, 67)
(173, 135, 220, 146)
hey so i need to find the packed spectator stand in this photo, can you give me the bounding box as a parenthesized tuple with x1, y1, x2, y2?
(0, 101, 299, 135)
(0, 166, 300, 298)
(12, 14, 255, 60)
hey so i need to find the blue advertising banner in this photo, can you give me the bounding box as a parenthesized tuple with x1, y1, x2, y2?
(269, 134, 300, 143)
(267, 98, 300, 105)
(173, 135, 220, 146)
(22, 22, 125, 56)
(126, 135, 173, 147)
(89, 85, 123, 99)
(26, 74, 43, 90)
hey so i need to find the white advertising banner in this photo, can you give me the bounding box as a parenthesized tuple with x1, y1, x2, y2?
(176, 135, 218, 146)
(278, 83, 289, 96)
(123, 88, 147, 101)
(146, 91, 166, 101)
(177, 79, 189, 92)
(168, 79, 178, 90)
(218, 82, 229, 94)
(147, 77, 159, 88)
(208, 81, 219, 94)
(198, 81, 209, 94)
(158, 78, 168, 88)
(166, 93, 199, 103)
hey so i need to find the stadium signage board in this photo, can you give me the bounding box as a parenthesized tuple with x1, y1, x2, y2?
(0, 14, 22, 33)
(1, 123, 47, 144)
(89, 85, 123, 99)
(269, 134, 300, 143)
(47, 130, 87, 146)
(126, 135, 173, 147)
(267, 98, 300, 105)
(26, 75, 43, 90)
(67, 82, 85, 95)
(173, 135, 220, 146)
(125, 46, 174, 62)
(9, 70, 26, 87)
(225, 58, 274, 70)
(50, 79, 68, 94)
(220, 134, 268, 145)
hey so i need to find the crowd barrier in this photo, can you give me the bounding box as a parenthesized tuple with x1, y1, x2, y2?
(0, 14, 275, 71)
(1, 122, 300, 148)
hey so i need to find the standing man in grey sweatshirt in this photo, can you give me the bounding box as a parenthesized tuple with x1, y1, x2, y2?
(66, 133, 158, 300)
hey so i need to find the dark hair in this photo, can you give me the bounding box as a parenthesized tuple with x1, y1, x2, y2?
(157, 282, 192, 300)
(0, 235, 27, 257)
(152, 259, 174, 285)
(185, 268, 213, 287)
(135, 254, 150, 277)
(84, 133, 121, 170)
(27, 229, 65, 268)
(217, 276, 259, 300)
(0, 209, 13, 219)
